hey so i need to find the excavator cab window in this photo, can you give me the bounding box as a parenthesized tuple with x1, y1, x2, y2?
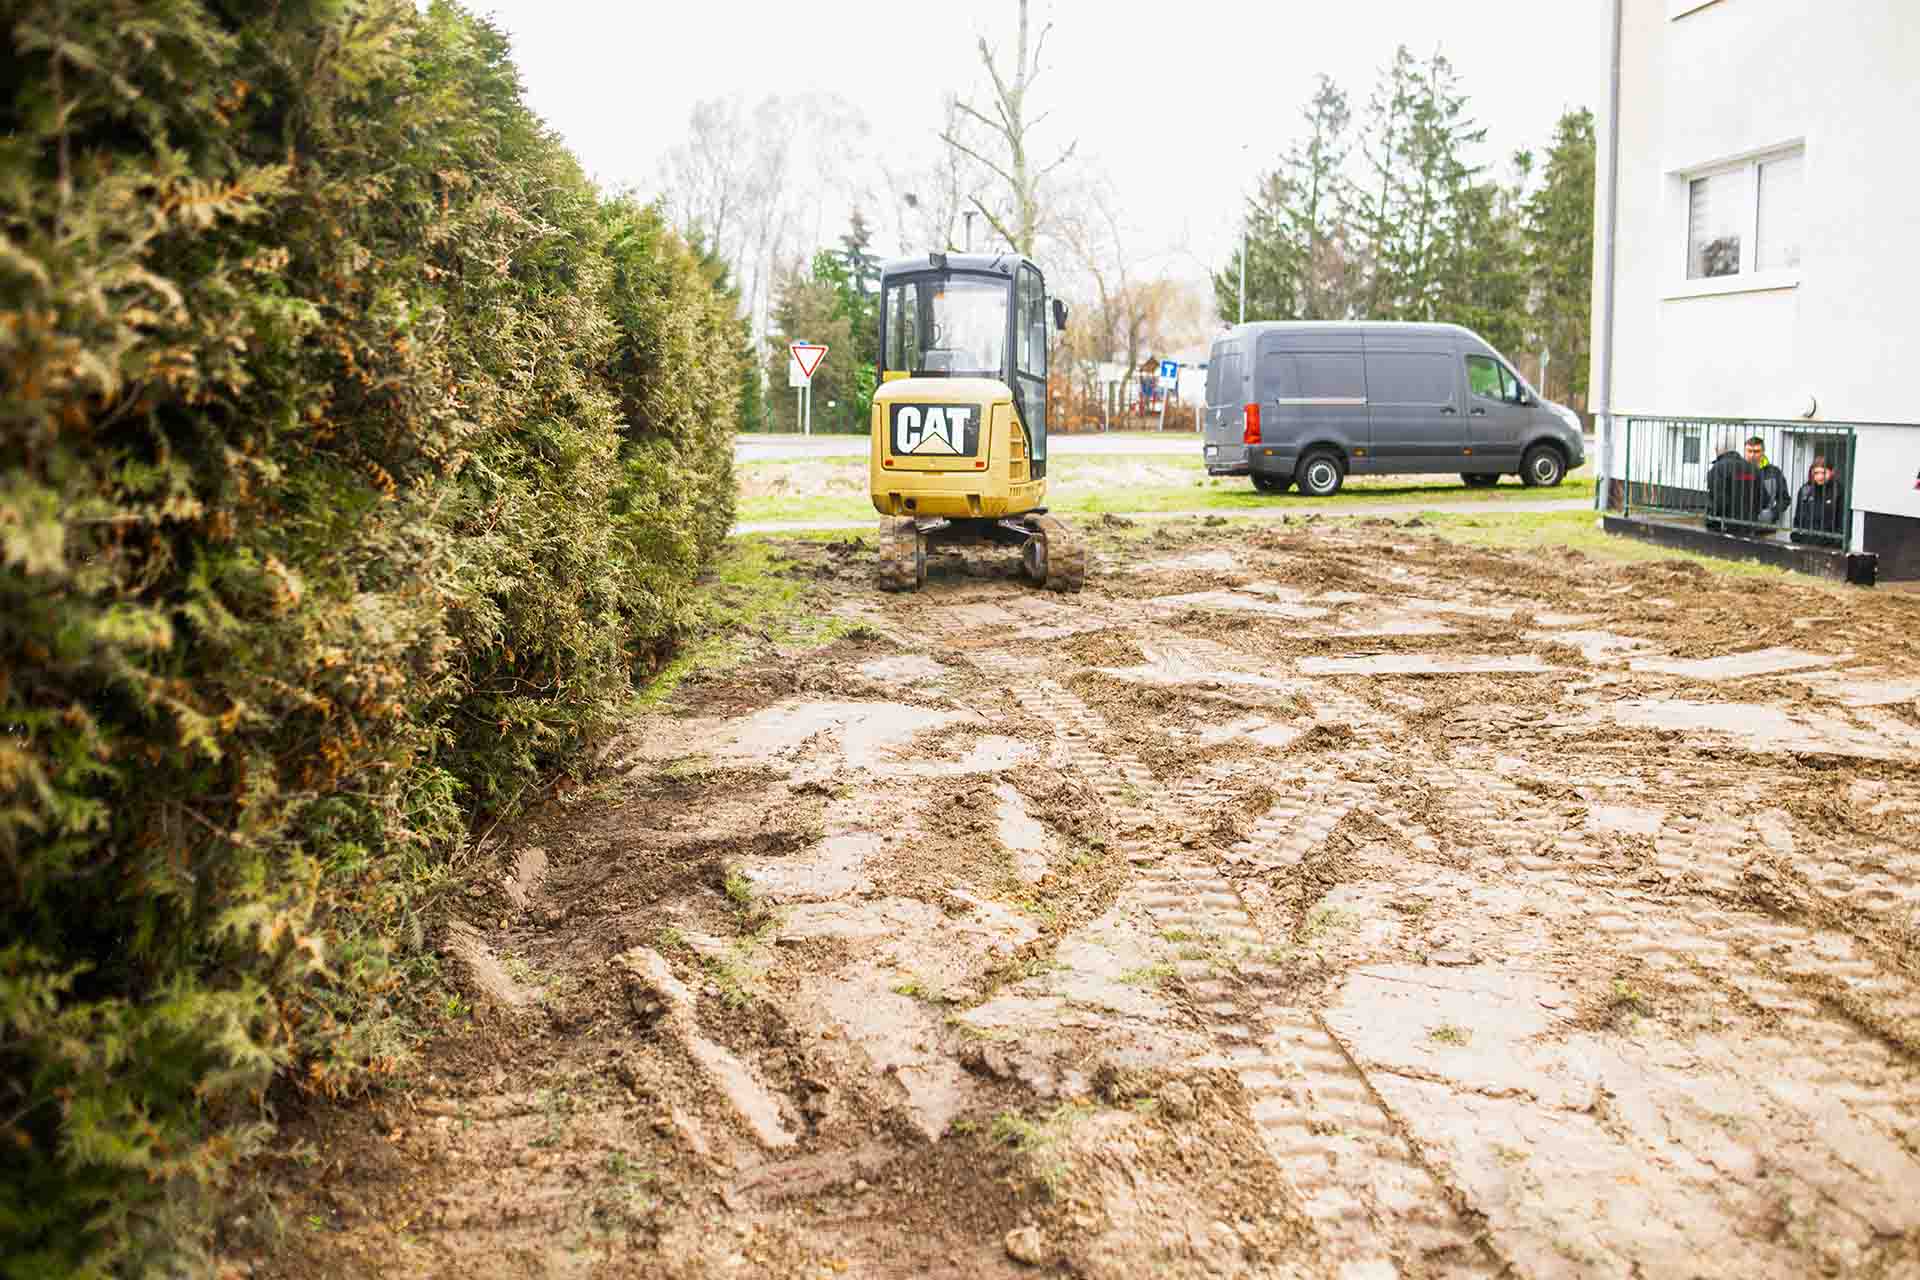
(881, 272, 1011, 381)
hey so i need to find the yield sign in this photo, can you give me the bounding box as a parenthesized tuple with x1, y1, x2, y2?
(789, 342, 828, 383)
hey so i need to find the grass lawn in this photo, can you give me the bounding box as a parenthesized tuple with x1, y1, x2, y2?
(1411, 510, 1797, 579)
(726, 509, 1807, 584)
(736, 451, 1595, 524)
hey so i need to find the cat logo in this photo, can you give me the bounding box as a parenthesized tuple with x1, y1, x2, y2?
(891, 404, 978, 456)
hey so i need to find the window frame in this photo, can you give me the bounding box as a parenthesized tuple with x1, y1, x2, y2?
(1015, 264, 1047, 379)
(1666, 143, 1805, 300)
(1465, 354, 1525, 406)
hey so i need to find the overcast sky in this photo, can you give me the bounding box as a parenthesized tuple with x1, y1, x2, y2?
(474, 0, 1607, 287)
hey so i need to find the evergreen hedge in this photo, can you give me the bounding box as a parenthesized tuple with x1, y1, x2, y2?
(0, 2, 741, 1272)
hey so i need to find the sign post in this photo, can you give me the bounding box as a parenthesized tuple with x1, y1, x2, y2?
(788, 342, 828, 436)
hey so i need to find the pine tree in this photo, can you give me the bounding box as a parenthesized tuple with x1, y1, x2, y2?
(1523, 109, 1597, 406)
(1214, 76, 1357, 323)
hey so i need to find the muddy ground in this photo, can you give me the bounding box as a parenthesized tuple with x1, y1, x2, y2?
(234, 517, 1920, 1279)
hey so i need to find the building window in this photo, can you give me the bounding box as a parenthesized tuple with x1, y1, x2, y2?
(1684, 147, 1803, 282)
(1755, 152, 1803, 272)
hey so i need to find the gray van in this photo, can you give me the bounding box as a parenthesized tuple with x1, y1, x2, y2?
(1201, 322, 1585, 496)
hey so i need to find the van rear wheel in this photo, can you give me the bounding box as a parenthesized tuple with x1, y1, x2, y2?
(1521, 445, 1566, 488)
(1252, 474, 1292, 494)
(1297, 450, 1345, 498)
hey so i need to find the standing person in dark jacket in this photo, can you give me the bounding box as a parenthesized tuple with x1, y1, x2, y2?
(1752, 438, 1792, 527)
(1792, 456, 1845, 544)
(1705, 437, 1761, 532)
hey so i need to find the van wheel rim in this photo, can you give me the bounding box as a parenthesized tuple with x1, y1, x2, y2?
(1531, 456, 1557, 483)
(1308, 462, 1335, 491)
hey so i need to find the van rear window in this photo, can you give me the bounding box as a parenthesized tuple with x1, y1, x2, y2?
(1207, 352, 1241, 406)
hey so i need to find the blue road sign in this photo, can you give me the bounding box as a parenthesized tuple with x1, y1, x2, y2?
(1158, 360, 1178, 380)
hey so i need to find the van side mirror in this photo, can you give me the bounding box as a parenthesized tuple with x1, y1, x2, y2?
(1053, 299, 1069, 332)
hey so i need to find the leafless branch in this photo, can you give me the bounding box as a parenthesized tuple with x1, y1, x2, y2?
(970, 196, 1018, 255)
(1028, 21, 1054, 89)
(978, 36, 1013, 110)
(1035, 142, 1079, 184)
(940, 126, 1017, 190)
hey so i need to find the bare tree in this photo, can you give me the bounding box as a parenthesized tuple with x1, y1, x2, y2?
(940, 0, 1077, 256)
(660, 96, 755, 264)
(886, 95, 977, 254)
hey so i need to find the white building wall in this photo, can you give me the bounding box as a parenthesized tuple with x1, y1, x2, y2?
(1596, 0, 1920, 527)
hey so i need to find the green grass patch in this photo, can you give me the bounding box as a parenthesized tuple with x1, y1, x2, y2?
(1119, 963, 1177, 987)
(736, 451, 1596, 525)
(634, 537, 864, 707)
(1416, 510, 1799, 579)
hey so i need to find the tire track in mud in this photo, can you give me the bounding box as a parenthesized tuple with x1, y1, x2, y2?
(973, 645, 1500, 1279)
(1207, 721, 1920, 1273)
(1409, 761, 1920, 1164)
(1430, 765, 1920, 1047)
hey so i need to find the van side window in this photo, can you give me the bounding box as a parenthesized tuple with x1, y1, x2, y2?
(1467, 354, 1522, 404)
(1369, 352, 1454, 405)
(1298, 354, 1365, 401)
(1259, 353, 1302, 400)
(1466, 355, 1502, 400)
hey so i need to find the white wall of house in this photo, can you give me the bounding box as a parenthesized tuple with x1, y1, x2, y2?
(1594, 0, 1920, 529)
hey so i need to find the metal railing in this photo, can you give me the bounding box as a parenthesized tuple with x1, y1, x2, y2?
(1618, 416, 1854, 547)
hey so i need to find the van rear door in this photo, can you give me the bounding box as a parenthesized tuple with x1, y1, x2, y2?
(1202, 340, 1246, 474)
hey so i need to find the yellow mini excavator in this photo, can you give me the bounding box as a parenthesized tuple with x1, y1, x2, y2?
(869, 251, 1085, 592)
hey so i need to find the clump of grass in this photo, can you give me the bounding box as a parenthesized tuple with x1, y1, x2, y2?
(1119, 963, 1177, 987)
(988, 1103, 1091, 1196)
(723, 870, 754, 909)
(703, 957, 753, 1008)
(1609, 977, 1652, 1018)
(893, 975, 954, 1003)
(1429, 1022, 1472, 1045)
(1300, 906, 1358, 941)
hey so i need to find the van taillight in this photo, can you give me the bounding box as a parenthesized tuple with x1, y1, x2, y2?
(1242, 403, 1261, 444)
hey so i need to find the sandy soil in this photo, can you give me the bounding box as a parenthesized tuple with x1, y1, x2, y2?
(232, 518, 1920, 1280)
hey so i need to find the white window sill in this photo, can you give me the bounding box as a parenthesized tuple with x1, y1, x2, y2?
(1663, 271, 1801, 301)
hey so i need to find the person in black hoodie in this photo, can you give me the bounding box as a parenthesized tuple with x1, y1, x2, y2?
(1705, 437, 1761, 532)
(1791, 456, 1845, 545)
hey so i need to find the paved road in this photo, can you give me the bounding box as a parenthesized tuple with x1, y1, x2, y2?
(736, 432, 1202, 460)
(738, 431, 1599, 463)
(734, 497, 1591, 536)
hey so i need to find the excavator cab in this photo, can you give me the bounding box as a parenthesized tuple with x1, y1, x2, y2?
(869, 252, 1083, 591)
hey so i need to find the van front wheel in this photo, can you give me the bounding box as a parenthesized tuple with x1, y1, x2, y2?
(1521, 445, 1566, 488)
(1252, 474, 1293, 494)
(1297, 451, 1345, 498)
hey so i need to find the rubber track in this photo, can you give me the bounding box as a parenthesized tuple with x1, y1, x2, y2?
(1032, 514, 1086, 593)
(875, 517, 920, 592)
